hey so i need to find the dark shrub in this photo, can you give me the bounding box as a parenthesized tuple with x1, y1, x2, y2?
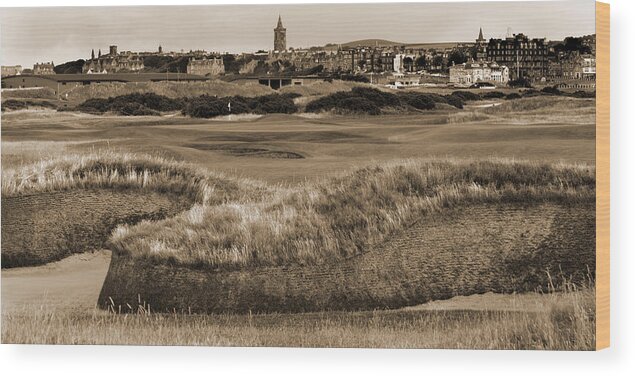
(397, 93, 436, 110)
(541, 86, 562, 95)
(508, 77, 533, 88)
(305, 92, 349, 113)
(183, 95, 248, 118)
(451, 90, 481, 101)
(335, 74, 370, 83)
(481, 91, 506, 99)
(420, 93, 448, 104)
(109, 93, 183, 112)
(75, 93, 182, 115)
(568, 90, 596, 99)
(305, 88, 400, 115)
(248, 94, 297, 114)
(337, 97, 381, 115)
(118, 103, 159, 116)
(76, 98, 111, 113)
(351, 87, 401, 107)
(505, 93, 522, 100)
(281, 92, 302, 99)
(445, 95, 464, 109)
(2, 99, 57, 111)
(182, 93, 297, 118)
(521, 89, 546, 98)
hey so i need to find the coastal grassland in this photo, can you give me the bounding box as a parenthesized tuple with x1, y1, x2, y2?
(445, 96, 596, 125)
(1, 150, 266, 204)
(2, 282, 594, 349)
(64, 80, 274, 101)
(0, 151, 267, 267)
(109, 158, 595, 269)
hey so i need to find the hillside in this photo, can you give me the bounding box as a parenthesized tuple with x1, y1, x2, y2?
(324, 39, 464, 50)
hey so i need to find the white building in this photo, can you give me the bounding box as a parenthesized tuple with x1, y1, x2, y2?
(393, 54, 404, 73)
(186, 57, 225, 76)
(449, 60, 509, 86)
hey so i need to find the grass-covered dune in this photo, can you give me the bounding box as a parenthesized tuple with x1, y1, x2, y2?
(1, 152, 264, 267)
(100, 158, 595, 313)
(2, 152, 595, 312)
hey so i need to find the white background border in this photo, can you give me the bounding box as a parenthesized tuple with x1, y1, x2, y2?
(1, 1, 631, 375)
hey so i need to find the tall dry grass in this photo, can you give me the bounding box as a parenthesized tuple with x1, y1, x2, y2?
(483, 96, 594, 114)
(1, 283, 595, 349)
(109, 158, 595, 268)
(1, 150, 266, 205)
(3, 152, 595, 270)
(1, 87, 57, 99)
(64, 80, 274, 101)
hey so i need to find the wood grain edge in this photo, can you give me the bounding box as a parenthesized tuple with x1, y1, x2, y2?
(595, 1, 610, 351)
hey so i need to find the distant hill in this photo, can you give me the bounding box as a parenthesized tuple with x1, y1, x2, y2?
(323, 39, 466, 50)
(340, 39, 405, 47)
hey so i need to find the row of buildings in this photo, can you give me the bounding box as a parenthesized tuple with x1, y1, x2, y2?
(2, 17, 596, 88)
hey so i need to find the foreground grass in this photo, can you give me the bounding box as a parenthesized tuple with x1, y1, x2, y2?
(2, 285, 594, 349)
(110, 158, 595, 269)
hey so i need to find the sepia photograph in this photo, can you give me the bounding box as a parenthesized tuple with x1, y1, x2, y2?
(0, 0, 605, 351)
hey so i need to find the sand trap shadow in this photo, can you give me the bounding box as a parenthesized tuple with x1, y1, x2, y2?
(185, 143, 305, 159)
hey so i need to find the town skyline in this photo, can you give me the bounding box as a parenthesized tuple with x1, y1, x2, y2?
(1, 1, 595, 67)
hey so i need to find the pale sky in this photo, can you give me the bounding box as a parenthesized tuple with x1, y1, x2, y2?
(1, 1, 596, 67)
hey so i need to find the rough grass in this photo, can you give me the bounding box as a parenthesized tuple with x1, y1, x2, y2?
(109, 158, 595, 269)
(2, 153, 595, 270)
(1, 283, 594, 349)
(483, 96, 594, 114)
(0, 87, 57, 99)
(65, 80, 274, 101)
(1, 151, 265, 205)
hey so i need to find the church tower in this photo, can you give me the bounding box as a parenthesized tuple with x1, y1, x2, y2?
(476, 27, 487, 61)
(274, 15, 286, 52)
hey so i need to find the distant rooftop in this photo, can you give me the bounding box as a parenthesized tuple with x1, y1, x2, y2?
(2, 73, 209, 83)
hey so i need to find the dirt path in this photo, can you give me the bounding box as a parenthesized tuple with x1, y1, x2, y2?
(1, 250, 111, 313)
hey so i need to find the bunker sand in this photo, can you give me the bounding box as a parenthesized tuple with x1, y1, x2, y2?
(1, 250, 111, 314)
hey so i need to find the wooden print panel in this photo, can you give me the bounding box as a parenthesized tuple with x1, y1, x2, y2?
(595, 1, 610, 350)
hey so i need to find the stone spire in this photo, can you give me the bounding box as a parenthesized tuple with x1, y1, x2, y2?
(476, 27, 487, 61)
(98, 49, 102, 58)
(91, 49, 95, 60)
(274, 15, 287, 52)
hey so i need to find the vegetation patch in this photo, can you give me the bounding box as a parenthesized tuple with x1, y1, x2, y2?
(109, 158, 595, 269)
(3, 283, 595, 349)
(71, 92, 299, 117)
(2, 99, 58, 111)
(74, 93, 184, 115)
(305, 87, 447, 114)
(483, 96, 594, 114)
(1, 152, 267, 267)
